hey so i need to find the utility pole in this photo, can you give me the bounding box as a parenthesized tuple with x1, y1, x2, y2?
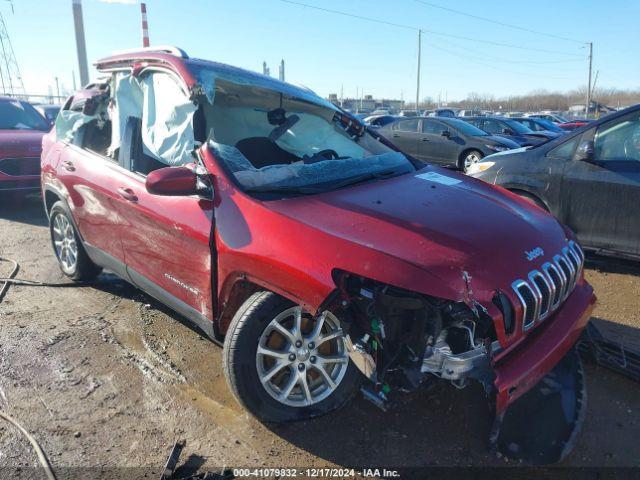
(416, 29, 421, 110)
(585, 42, 593, 117)
(54, 76, 60, 98)
(72, 0, 89, 87)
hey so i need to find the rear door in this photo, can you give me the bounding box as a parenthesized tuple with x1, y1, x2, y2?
(560, 111, 640, 256)
(386, 118, 420, 158)
(419, 119, 458, 165)
(55, 101, 128, 277)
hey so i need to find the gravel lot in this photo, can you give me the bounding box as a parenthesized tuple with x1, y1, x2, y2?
(1, 193, 639, 477)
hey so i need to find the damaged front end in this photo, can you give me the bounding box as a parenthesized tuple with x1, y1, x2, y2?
(332, 270, 595, 464)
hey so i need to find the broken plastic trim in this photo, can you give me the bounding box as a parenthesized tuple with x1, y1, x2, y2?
(490, 347, 586, 464)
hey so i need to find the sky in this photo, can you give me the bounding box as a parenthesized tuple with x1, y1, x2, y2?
(4, 0, 640, 102)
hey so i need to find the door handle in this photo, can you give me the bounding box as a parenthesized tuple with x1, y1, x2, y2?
(117, 187, 138, 202)
(62, 160, 75, 172)
(420, 137, 430, 142)
(392, 134, 400, 138)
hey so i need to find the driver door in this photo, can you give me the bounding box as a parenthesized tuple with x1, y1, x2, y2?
(113, 69, 217, 327)
(560, 111, 640, 256)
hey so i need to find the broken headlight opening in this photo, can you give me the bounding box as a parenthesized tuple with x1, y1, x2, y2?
(331, 271, 587, 464)
(332, 271, 498, 401)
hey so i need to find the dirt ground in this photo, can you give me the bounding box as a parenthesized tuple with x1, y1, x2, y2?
(0, 193, 639, 478)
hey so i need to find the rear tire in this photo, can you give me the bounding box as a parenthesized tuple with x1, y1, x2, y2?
(49, 201, 102, 281)
(459, 149, 483, 172)
(223, 291, 361, 423)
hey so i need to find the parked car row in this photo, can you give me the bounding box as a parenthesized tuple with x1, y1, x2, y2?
(467, 104, 640, 260)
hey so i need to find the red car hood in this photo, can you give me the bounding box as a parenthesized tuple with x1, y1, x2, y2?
(0, 130, 45, 157)
(266, 166, 570, 303)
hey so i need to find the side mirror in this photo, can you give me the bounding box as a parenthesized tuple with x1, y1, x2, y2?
(441, 130, 451, 138)
(575, 140, 595, 163)
(502, 127, 514, 135)
(146, 166, 198, 196)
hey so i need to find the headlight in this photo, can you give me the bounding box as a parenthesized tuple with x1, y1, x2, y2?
(485, 144, 509, 152)
(466, 161, 495, 175)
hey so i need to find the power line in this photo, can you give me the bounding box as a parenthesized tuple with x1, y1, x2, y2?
(411, 0, 586, 44)
(279, 0, 583, 57)
(428, 42, 577, 80)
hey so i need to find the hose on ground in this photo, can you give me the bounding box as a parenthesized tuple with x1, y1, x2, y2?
(0, 410, 57, 480)
(0, 257, 91, 306)
(0, 257, 18, 303)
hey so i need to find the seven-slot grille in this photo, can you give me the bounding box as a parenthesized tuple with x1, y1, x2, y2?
(511, 240, 584, 332)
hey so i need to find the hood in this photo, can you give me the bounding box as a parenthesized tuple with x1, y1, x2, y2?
(0, 130, 45, 157)
(266, 166, 570, 302)
(484, 134, 521, 149)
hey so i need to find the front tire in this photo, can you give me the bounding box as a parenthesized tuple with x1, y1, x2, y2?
(223, 291, 361, 423)
(49, 201, 102, 281)
(459, 149, 483, 173)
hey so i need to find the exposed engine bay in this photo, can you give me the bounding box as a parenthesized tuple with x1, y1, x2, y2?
(334, 273, 497, 401)
(332, 272, 587, 464)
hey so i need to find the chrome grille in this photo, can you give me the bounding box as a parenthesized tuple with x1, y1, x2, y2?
(511, 241, 584, 332)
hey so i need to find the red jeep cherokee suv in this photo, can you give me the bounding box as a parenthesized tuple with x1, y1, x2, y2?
(41, 47, 596, 463)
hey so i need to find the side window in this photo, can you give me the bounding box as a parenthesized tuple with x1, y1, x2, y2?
(111, 70, 197, 175)
(422, 120, 444, 134)
(594, 113, 640, 163)
(482, 119, 503, 134)
(395, 119, 419, 132)
(55, 88, 112, 158)
(548, 136, 579, 160)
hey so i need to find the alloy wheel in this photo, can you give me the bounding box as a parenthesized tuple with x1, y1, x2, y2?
(464, 152, 482, 171)
(52, 213, 78, 273)
(256, 307, 349, 407)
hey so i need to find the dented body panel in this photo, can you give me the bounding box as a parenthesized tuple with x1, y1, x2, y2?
(42, 49, 599, 463)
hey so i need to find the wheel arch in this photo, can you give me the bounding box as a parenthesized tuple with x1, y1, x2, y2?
(216, 274, 321, 337)
(508, 187, 550, 211)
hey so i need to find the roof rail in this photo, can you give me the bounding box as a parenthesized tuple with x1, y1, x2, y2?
(110, 45, 189, 59)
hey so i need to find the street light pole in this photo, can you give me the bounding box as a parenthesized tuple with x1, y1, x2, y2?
(416, 29, 421, 111)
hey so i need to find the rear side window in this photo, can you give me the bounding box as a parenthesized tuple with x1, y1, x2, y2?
(422, 120, 444, 134)
(394, 119, 419, 132)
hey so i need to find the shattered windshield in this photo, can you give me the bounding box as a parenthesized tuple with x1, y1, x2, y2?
(190, 63, 415, 195)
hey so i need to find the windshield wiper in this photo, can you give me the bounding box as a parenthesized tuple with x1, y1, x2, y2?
(328, 168, 406, 190)
(245, 185, 324, 195)
(245, 168, 408, 196)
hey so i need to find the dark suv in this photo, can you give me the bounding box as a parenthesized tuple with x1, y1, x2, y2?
(468, 104, 640, 260)
(41, 46, 596, 462)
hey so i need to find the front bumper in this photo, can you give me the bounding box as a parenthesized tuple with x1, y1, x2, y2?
(492, 281, 596, 413)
